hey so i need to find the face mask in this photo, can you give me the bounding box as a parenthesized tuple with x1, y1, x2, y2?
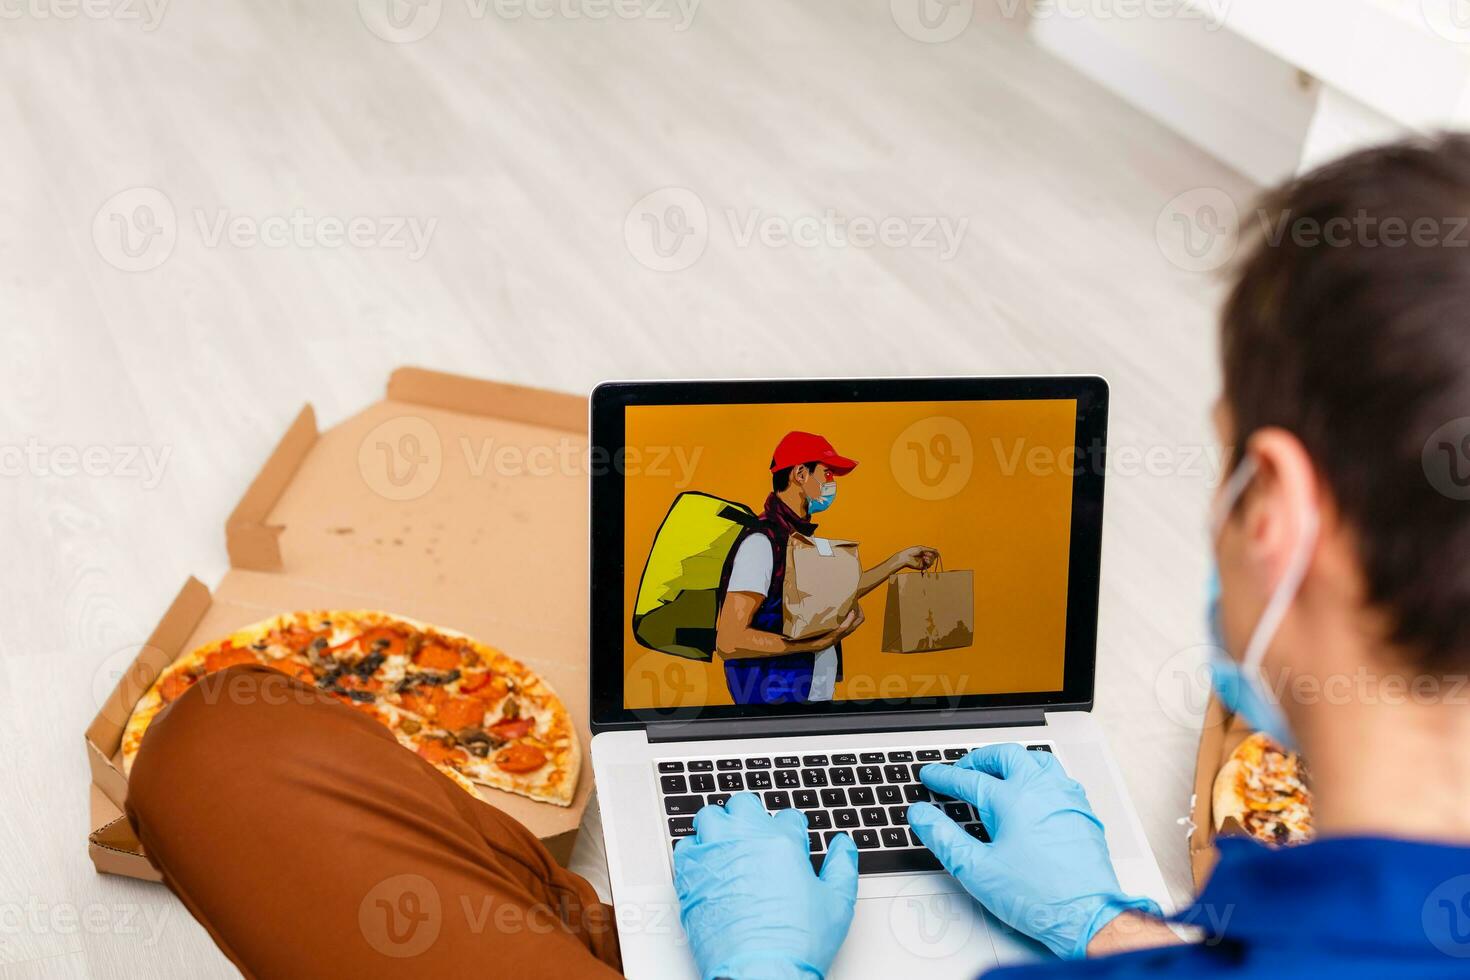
(806, 481, 837, 515)
(1206, 456, 1319, 750)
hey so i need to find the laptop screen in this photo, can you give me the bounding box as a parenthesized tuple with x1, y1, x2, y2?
(590, 378, 1107, 729)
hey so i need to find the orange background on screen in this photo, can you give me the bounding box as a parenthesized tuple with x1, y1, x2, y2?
(622, 399, 1077, 709)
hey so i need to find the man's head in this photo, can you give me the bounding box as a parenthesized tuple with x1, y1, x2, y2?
(1213, 133, 1470, 717)
(769, 431, 858, 512)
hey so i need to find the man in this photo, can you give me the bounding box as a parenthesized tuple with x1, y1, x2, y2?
(714, 430, 938, 705)
(127, 134, 1470, 978)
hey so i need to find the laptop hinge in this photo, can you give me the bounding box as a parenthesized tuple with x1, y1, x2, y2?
(645, 707, 1047, 743)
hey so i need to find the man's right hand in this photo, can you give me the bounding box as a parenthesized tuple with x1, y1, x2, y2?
(907, 744, 1163, 960)
(793, 606, 864, 651)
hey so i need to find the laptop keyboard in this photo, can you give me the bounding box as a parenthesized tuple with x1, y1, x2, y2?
(656, 742, 1054, 875)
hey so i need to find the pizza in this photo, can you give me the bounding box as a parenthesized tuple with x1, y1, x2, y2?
(122, 610, 580, 806)
(1212, 731, 1313, 846)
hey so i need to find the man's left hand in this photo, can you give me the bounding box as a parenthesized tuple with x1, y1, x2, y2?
(894, 546, 939, 571)
(674, 793, 859, 979)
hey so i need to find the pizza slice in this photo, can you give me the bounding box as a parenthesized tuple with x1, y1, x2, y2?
(1212, 731, 1313, 846)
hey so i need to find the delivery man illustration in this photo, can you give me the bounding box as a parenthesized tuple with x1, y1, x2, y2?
(713, 430, 938, 705)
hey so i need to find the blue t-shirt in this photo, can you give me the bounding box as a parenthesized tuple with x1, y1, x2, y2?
(991, 836, 1470, 978)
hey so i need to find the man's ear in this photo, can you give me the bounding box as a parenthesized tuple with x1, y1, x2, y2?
(1239, 427, 1320, 584)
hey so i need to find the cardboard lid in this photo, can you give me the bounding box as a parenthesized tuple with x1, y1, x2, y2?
(86, 368, 593, 852)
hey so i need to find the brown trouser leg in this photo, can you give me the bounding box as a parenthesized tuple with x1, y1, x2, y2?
(126, 665, 622, 978)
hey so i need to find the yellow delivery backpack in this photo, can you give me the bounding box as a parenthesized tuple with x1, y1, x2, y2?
(632, 491, 758, 661)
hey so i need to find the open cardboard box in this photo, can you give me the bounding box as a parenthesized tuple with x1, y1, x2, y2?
(1187, 694, 1256, 889)
(85, 368, 592, 881)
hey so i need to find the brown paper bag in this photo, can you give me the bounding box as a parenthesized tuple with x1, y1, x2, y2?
(881, 565, 974, 653)
(783, 534, 862, 640)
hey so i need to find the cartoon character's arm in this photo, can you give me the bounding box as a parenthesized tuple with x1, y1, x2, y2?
(857, 546, 940, 598)
(715, 591, 863, 659)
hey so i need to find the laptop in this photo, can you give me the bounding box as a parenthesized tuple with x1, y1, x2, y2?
(589, 377, 1172, 978)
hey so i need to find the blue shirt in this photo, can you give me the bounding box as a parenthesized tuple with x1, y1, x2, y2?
(992, 836, 1470, 978)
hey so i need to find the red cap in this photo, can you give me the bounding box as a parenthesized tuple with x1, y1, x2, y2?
(769, 431, 858, 475)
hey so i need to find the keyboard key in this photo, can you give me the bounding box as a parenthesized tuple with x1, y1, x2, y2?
(717, 759, 742, 771)
(848, 787, 875, 806)
(669, 816, 695, 837)
(853, 829, 881, 849)
(917, 750, 941, 762)
(794, 790, 819, 809)
(745, 757, 772, 769)
(942, 748, 967, 760)
(909, 829, 925, 847)
(834, 809, 859, 829)
(887, 751, 914, 763)
(859, 752, 885, 764)
(807, 810, 832, 829)
(821, 788, 847, 808)
(889, 806, 909, 826)
(664, 795, 703, 816)
(877, 785, 902, 805)
(963, 822, 991, 842)
(808, 832, 822, 852)
(904, 784, 932, 803)
(857, 766, 883, 785)
(801, 769, 829, 787)
(689, 759, 715, 771)
(802, 755, 829, 766)
(884, 765, 912, 784)
(1028, 744, 1053, 753)
(911, 764, 929, 782)
(775, 755, 800, 768)
(831, 767, 856, 786)
(707, 793, 731, 807)
(690, 773, 715, 793)
(658, 761, 685, 773)
(881, 828, 909, 848)
(824, 831, 847, 848)
(763, 791, 792, 810)
(718, 773, 744, 792)
(860, 807, 888, 827)
(832, 753, 857, 765)
(746, 771, 773, 790)
(775, 770, 801, 789)
(660, 774, 688, 794)
(943, 802, 972, 822)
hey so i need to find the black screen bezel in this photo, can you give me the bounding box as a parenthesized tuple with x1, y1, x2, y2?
(589, 376, 1108, 732)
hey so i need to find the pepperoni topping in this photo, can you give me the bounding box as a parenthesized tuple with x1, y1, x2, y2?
(203, 645, 257, 674)
(495, 743, 547, 773)
(399, 686, 446, 716)
(351, 627, 407, 657)
(416, 739, 467, 766)
(413, 642, 460, 672)
(488, 717, 534, 741)
(159, 671, 196, 703)
(268, 660, 315, 683)
(437, 697, 485, 731)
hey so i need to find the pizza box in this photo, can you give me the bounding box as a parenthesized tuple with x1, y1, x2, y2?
(84, 368, 593, 882)
(1187, 694, 1256, 889)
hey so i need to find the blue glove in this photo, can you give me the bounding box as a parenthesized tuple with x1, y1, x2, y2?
(908, 743, 1161, 960)
(674, 792, 859, 979)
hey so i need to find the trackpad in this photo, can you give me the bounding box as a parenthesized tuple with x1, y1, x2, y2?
(831, 886, 999, 978)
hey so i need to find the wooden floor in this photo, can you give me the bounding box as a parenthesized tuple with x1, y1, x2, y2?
(1, 1, 1256, 975)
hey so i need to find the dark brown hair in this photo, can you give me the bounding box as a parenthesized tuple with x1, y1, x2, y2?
(1221, 133, 1470, 669)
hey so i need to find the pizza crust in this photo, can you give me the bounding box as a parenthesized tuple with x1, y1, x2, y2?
(1212, 731, 1313, 846)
